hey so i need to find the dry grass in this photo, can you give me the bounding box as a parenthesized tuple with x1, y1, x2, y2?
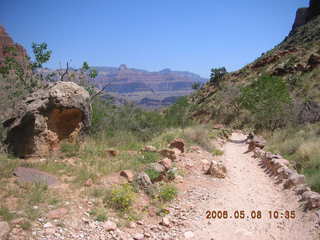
(266, 123, 320, 192)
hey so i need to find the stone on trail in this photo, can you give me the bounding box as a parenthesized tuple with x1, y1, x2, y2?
(105, 149, 119, 157)
(143, 145, 158, 153)
(120, 170, 134, 182)
(135, 172, 152, 187)
(159, 148, 178, 161)
(0, 221, 10, 240)
(3, 81, 91, 158)
(206, 160, 227, 178)
(160, 217, 171, 227)
(103, 220, 117, 231)
(183, 231, 194, 239)
(169, 138, 185, 153)
(159, 158, 172, 170)
(283, 173, 305, 189)
(133, 233, 144, 240)
(47, 208, 68, 219)
(13, 167, 58, 185)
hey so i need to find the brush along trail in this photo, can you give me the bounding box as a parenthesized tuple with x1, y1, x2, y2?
(26, 133, 319, 240)
(155, 132, 319, 240)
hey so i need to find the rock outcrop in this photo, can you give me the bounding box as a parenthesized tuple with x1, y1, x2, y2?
(0, 25, 28, 65)
(3, 81, 91, 157)
(291, 0, 320, 33)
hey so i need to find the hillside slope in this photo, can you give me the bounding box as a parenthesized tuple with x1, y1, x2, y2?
(191, 4, 320, 126)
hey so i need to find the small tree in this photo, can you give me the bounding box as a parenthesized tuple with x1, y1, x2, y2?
(239, 75, 292, 130)
(209, 67, 227, 87)
(0, 42, 52, 110)
(192, 82, 201, 90)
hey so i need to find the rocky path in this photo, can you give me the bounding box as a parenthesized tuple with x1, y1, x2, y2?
(156, 132, 319, 240)
(25, 133, 319, 240)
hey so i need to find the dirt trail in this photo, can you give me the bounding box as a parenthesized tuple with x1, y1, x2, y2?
(28, 132, 319, 240)
(175, 132, 319, 240)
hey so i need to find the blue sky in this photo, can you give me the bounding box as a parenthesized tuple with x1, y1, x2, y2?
(1, 0, 309, 77)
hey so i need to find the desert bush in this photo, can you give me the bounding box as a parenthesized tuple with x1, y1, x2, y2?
(25, 182, 48, 205)
(158, 184, 178, 202)
(104, 184, 136, 212)
(90, 98, 168, 141)
(145, 168, 161, 182)
(212, 149, 224, 156)
(164, 96, 194, 128)
(89, 207, 108, 222)
(0, 206, 15, 221)
(20, 220, 32, 230)
(60, 142, 80, 157)
(0, 154, 19, 180)
(266, 123, 320, 191)
(182, 125, 213, 151)
(239, 75, 292, 130)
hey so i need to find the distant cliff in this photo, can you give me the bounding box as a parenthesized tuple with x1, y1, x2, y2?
(93, 65, 207, 93)
(291, 0, 320, 34)
(0, 25, 28, 65)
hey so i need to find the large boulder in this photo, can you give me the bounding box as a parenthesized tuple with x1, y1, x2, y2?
(3, 81, 91, 157)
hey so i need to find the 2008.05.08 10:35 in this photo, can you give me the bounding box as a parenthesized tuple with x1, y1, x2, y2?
(205, 210, 296, 219)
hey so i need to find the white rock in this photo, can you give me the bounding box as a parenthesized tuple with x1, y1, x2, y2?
(0, 221, 10, 239)
(160, 217, 170, 227)
(44, 222, 54, 228)
(184, 231, 194, 238)
(103, 220, 117, 231)
(133, 233, 144, 240)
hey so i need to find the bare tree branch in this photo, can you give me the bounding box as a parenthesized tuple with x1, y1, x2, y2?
(90, 82, 112, 101)
(60, 61, 69, 81)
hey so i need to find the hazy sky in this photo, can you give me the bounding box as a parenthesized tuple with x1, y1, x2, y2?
(1, 0, 309, 77)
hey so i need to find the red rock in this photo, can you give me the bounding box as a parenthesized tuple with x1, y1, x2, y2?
(120, 170, 134, 182)
(169, 138, 185, 153)
(47, 208, 68, 219)
(159, 158, 172, 170)
(106, 149, 119, 157)
(84, 178, 93, 187)
(159, 149, 177, 161)
(0, 26, 28, 66)
(143, 145, 157, 152)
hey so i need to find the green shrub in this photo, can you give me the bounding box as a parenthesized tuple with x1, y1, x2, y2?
(25, 182, 48, 205)
(21, 220, 32, 230)
(182, 125, 213, 151)
(158, 184, 178, 202)
(212, 148, 224, 156)
(239, 75, 292, 130)
(0, 154, 19, 180)
(164, 96, 194, 128)
(104, 184, 136, 212)
(137, 152, 160, 164)
(145, 168, 161, 182)
(0, 206, 15, 221)
(89, 207, 108, 222)
(145, 184, 160, 199)
(60, 142, 80, 157)
(266, 123, 320, 191)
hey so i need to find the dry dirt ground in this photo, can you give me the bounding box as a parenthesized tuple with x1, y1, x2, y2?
(22, 132, 320, 240)
(168, 132, 320, 240)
